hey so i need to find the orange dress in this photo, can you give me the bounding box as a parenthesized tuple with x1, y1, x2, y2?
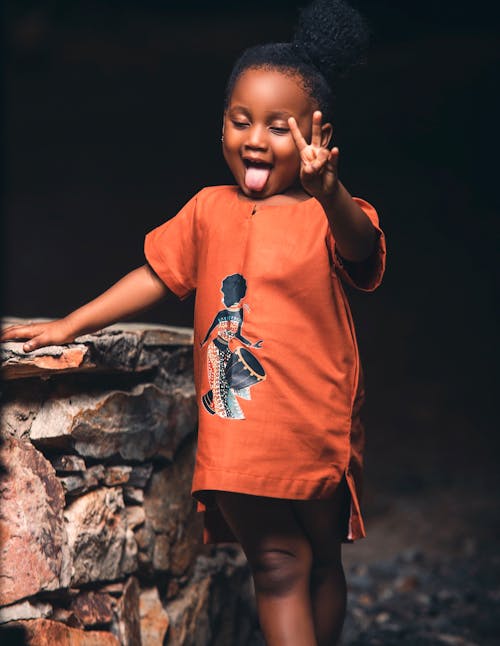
(144, 185, 386, 544)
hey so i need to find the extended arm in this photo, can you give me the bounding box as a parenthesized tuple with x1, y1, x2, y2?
(0, 264, 170, 352)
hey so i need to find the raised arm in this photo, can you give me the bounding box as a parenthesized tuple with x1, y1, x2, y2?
(0, 264, 170, 352)
(288, 110, 376, 261)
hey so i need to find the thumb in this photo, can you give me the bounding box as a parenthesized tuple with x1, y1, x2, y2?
(23, 334, 49, 353)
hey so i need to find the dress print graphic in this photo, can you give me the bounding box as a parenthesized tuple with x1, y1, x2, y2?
(200, 273, 266, 419)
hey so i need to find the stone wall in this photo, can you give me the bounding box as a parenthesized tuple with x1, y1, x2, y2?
(0, 320, 259, 645)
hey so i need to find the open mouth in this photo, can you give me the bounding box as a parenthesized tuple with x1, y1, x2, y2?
(243, 159, 273, 192)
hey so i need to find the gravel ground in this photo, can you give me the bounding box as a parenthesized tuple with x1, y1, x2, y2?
(343, 545, 499, 645)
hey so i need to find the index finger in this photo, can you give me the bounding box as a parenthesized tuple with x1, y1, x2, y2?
(288, 117, 308, 152)
(0, 324, 38, 342)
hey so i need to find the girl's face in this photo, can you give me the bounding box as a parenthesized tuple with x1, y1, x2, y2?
(223, 68, 330, 199)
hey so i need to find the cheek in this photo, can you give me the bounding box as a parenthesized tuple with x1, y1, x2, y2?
(277, 141, 301, 168)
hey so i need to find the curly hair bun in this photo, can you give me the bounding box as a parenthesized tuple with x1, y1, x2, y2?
(292, 0, 370, 84)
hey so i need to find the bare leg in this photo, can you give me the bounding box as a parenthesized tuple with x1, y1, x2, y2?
(292, 477, 350, 646)
(214, 491, 317, 646)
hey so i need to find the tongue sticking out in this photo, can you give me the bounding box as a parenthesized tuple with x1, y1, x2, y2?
(245, 165, 271, 192)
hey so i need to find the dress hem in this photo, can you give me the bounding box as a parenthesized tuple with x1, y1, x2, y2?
(192, 463, 366, 544)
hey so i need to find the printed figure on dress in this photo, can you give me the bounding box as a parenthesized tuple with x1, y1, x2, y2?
(200, 272, 265, 419)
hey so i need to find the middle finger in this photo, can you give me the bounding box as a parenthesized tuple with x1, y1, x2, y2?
(311, 110, 323, 148)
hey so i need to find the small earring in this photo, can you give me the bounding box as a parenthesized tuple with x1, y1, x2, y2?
(221, 135, 224, 142)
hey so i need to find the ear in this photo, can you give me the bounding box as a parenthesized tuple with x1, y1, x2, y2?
(222, 110, 227, 135)
(321, 122, 333, 148)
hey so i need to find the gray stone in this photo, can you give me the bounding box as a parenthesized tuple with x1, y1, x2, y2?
(0, 437, 71, 606)
(165, 576, 211, 646)
(59, 464, 105, 495)
(0, 392, 42, 439)
(64, 487, 126, 586)
(30, 383, 195, 460)
(152, 534, 170, 572)
(0, 599, 52, 623)
(144, 440, 202, 577)
(129, 463, 153, 488)
(123, 486, 144, 504)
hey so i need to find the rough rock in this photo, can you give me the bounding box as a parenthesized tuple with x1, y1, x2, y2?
(13, 618, 120, 645)
(139, 587, 169, 646)
(126, 506, 146, 529)
(0, 437, 71, 606)
(129, 463, 154, 488)
(64, 487, 126, 586)
(190, 548, 258, 646)
(29, 383, 195, 460)
(0, 342, 92, 380)
(0, 389, 43, 439)
(144, 439, 202, 577)
(99, 583, 124, 598)
(123, 486, 144, 504)
(121, 527, 139, 575)
(104, 465, 132, 486)
(165, 576, 212, 645)
(59, 465, 104, 496)
(152, 533, 170, 572)
(0, 599, 52, 624)
(50, 454, 86, 472)
(113, 576, 141, 646)
(0, 319, 193, 381)
(51, 607, 84, 628)
(70, 591, 114, 627)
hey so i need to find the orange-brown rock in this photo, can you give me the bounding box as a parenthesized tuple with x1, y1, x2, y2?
(14, 619, 120, 645)
(139, 587, 169, 646)
(0, 437, 70, 606)
(70, 591, 115, 627)
(113, 576, 141, 646)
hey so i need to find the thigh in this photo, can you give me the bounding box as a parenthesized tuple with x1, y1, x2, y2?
(291, 476, 350, 564)
(214, 491, 312, 565)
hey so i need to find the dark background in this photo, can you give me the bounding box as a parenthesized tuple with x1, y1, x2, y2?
(3, 0, 499, 549)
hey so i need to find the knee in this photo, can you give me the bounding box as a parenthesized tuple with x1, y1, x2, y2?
(250, 545, 313, 597)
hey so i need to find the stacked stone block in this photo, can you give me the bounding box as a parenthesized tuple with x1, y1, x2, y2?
(0, 321, 259, 645)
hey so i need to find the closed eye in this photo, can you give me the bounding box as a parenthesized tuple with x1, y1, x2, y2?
(270, 127, 289, 135)
(231, 120, 249, 129)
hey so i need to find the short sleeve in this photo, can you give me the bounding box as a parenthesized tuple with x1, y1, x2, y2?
(326, 197, 386, 292)
(144, 192, 200, 300)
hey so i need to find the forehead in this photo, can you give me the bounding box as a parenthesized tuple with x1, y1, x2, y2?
(228, 68, 314, 118)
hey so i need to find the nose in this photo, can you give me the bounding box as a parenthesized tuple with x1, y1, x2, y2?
(244, 124, 268, 151)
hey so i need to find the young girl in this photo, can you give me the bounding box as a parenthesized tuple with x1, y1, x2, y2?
(2, 1, 385, 643)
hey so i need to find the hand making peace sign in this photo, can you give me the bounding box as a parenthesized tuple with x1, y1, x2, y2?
(288, 110, 339, 201)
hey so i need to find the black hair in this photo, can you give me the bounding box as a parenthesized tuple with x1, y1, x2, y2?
(224, 0, 369, 124)
(221, 273, 247, 306)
